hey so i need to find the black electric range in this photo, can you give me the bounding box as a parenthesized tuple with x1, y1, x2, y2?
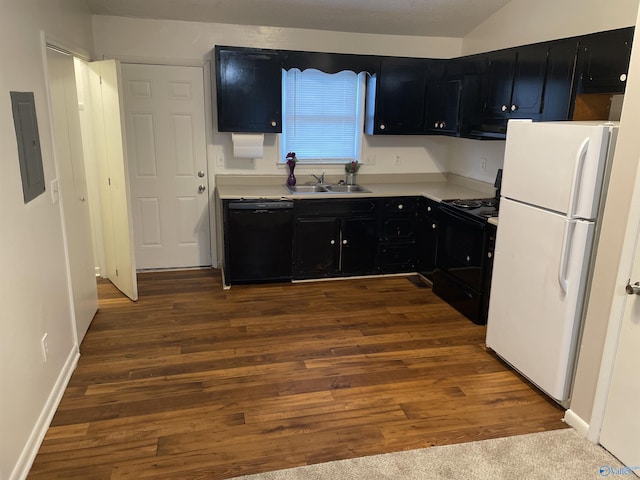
(440, 197, 499, 222)
(433, 196, 499, 325)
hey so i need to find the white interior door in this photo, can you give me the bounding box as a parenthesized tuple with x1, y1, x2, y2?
(599, 220, 640, 471)
(121, 64, 211, 270)
(88, 60, 138, 301)
(47, 47, 98, 342)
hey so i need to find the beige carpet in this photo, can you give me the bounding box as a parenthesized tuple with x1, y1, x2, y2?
(231, 428, 627, 480)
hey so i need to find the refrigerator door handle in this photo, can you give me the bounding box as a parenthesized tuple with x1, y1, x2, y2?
(567, 138, 590, 219)
(558, 219, 576, 294)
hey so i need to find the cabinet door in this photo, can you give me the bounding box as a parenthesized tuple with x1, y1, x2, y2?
(578, 27, 633, 94)
(483, 50, 516, 117)
(425, 79, 462, 135)
(340, 216, 377, 275)
(542, 39, 579, 121)
(215, 46, 282, 133)
(367, 57, 429, 134)
(510, 43, 549, 117)
(418, 200, 439, 277)
(293, 217, 339, 278)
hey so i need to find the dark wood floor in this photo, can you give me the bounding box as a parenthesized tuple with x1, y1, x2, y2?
(29, 269, 566, 479)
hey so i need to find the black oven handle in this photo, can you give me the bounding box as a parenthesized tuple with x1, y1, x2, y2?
(438, 204, 486, 229)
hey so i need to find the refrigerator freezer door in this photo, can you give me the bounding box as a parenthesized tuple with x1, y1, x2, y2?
(486, 198, 595, 402)
(502, 120, 611, 219)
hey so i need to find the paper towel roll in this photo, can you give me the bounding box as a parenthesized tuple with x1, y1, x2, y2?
(232, 133, 264, 158)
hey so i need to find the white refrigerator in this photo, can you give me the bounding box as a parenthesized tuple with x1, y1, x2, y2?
(486, 119, 618, 403)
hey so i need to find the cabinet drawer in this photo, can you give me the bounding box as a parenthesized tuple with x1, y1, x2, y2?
(295, 199, 377, 216)
(377, 244, 417, 273)
(379, 217, 418, 242)
(379, 197, 419, 214)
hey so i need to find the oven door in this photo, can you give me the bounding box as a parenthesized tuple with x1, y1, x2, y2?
(436, 205, 487, 292)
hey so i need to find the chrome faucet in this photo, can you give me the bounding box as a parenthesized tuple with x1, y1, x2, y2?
(311, 171, 326, 184)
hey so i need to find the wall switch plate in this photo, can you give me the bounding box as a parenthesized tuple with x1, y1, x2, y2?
(395, 155, 401, 165)
(480, 157, 487, 172)
(216, 157, 225, 167)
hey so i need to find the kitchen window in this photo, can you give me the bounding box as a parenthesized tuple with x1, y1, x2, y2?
(281, 68, 366, 164)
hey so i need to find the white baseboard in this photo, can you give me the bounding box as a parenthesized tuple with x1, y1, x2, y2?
(10, 347, 79, 480)
(564, 408, 590, 438)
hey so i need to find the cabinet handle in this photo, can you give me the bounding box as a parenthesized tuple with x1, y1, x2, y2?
(427, 206, 432, 212)
(510, 104, 518, 112)
(379, 124, 386, 130)
(330, 240, 336, 245)
(501, 105, 509, 112)
(342, 239, 348, 245)
(432, 223, 437, 229)
(271, 120, 277, 127)
(398, 204, 403, 210)
(434, 122, 439, 128)
(620, 73, 628, 82)
(440, 122, 446, 129)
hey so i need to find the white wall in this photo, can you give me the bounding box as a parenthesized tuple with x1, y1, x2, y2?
(0, 1, 94, 479)
(462, 0, 639, 55)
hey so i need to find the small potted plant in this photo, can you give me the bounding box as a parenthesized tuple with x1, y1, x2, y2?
(286, 152, 297, 186)
(345, 161, 361, 185)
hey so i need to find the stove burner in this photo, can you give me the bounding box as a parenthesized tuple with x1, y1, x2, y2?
(451, 199, 482, 209)
(481, 198, 497, 207)
(478, 209, 499, 218)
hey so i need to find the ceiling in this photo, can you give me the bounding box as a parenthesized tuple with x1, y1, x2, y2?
(85, 0, 512, 37)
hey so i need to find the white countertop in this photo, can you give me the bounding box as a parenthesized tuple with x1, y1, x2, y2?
(216, 178, 493, 203)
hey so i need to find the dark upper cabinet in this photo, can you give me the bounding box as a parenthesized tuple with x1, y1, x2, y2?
(215, 46, 282, 133)
(541, 39, 580, 121)
(577, 27, 634, 94)
(365, 57, 430, 134)
(425, 78, 462, 136)
(482, 43, 549, 120)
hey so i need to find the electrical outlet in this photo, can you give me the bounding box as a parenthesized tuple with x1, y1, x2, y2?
(480, 157, 487, 172)
(395, 155, 401, 166)
(41, 333, 49, 363)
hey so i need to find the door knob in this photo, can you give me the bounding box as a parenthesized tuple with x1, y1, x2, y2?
(197, 170, 205, 178)
(625, 279, 640, 295)
(198, 185, 206, 193)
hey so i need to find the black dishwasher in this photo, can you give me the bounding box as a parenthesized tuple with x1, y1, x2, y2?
(223, 200, 294, 284)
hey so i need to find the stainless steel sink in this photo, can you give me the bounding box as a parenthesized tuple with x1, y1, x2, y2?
(323, 184, 371, 193)
(285, 183, 371, 194)
(286, 184, 328, 193)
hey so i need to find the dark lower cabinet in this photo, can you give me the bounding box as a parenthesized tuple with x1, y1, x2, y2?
(293, 217, 339, 278)
(418, 198, 440, 278)
(293, 200, 377, 279)
(376, 197, 420, 273)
